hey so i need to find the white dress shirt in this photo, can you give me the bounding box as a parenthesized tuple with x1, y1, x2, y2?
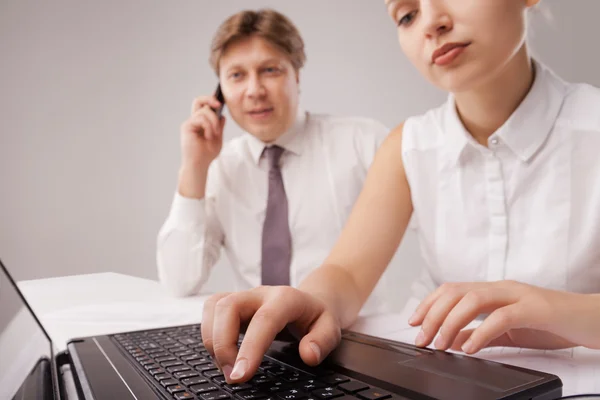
(157, 109, 391, 315)
(402, 60, 600, 300)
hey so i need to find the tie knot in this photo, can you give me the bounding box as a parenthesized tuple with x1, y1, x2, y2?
(263, 145, 285, 169)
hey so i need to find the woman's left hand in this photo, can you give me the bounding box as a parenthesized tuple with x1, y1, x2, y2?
(407, 280, 600, 354)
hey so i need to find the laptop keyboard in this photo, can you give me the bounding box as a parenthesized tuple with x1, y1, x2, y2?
(112, 325, 406, 400)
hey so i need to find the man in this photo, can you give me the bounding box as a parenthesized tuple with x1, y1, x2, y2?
(156, 8, 389, 315)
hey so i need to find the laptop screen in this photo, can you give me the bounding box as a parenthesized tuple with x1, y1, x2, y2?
(0, 261, 53, 399)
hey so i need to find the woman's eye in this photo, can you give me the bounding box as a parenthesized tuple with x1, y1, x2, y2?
(398, 11, 417, 27)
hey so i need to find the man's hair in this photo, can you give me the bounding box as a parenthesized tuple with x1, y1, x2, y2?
(209, 9, 306, 74)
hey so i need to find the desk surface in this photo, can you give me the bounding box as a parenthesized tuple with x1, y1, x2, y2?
(17, 273, 600, 397)
(18, 272, 208, 351)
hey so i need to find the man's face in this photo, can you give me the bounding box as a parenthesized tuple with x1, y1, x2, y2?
(219, 35, 300, 143)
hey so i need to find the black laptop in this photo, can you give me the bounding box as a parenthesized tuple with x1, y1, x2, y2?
(0, 259, 564, 400)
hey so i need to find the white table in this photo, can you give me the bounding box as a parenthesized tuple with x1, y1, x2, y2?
(17, 273, 600, 397)
(18, 272, 209, 351)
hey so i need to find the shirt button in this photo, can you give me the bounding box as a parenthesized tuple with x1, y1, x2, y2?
(490, 138, 499, 146)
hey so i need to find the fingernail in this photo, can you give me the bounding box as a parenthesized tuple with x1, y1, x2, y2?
(415, 329, 426, 347)
(434, 334, 445, 349)
(229, 359, 247, 381)
(462, 339, 474, 354)
(309, 342, 321, 362)
(222, 364, 233, 380)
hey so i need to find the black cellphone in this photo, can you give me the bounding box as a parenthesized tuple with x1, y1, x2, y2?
(212, 83, 226, 118)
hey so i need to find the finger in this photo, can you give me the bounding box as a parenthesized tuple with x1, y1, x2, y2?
(230, 287, 322, 382)
(187, 113, 215, 139)
(212, 291, 264, 381)
(230, 301, 298, 381)
(460, 304, 524, 354)
(450, 329, 474, 351)
(201, 292, 231, 362)
(450, 329, 516, 352)
(191, 96, 221, 114)
(411, 281, 491, 328)
(435, 288, 515, 350)
(408, 285, 450, 327)
(417, 290, 465, 348)
(298, 311, 342, 367)
(195, 107, 220, 139)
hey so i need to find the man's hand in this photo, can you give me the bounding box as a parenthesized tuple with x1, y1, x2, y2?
(408, 280, 600, 354)
(178, 95, 226, 198)
(201, 286, 342, 384)
(181, 95, 226, 167)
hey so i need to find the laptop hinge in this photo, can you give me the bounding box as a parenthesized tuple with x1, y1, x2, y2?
(66, 341, 96, 400)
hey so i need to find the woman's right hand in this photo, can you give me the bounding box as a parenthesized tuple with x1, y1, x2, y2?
(201, 286, 343, 384)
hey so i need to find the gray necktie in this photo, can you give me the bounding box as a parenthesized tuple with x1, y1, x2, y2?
(261, 145, 292, 286)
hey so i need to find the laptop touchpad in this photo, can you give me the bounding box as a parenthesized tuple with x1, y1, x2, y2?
(329, 334, 547, 398)
(404, 352, 542, 392)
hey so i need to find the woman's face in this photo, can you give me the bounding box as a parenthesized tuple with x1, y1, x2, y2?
(385, 0, 540, 93)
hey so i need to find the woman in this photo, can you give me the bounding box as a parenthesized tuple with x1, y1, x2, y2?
(201, 0, 600, 383)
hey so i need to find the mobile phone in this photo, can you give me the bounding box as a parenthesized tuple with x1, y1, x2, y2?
(212, 83, 226, 118)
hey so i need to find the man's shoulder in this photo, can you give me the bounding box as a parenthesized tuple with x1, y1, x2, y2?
(310, 112, 388, 130)
(220, 135, 249, 156)
(209, 135, 253, 175)
(308, 113, 389, 140)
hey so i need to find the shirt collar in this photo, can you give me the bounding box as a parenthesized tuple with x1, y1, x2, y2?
(442, 95, 471, 166)
(247, 108, 308, 165)
(497, 60, 567, 162)
(443, 59, 568, 165)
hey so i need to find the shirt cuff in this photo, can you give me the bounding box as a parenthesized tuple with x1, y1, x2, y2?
(168, 192, 206, 227)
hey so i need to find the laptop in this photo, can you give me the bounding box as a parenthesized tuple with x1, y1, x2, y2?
(0, 259, 563, 400)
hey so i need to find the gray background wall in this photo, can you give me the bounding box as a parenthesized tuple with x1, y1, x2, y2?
(1, 1, 599, 309)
